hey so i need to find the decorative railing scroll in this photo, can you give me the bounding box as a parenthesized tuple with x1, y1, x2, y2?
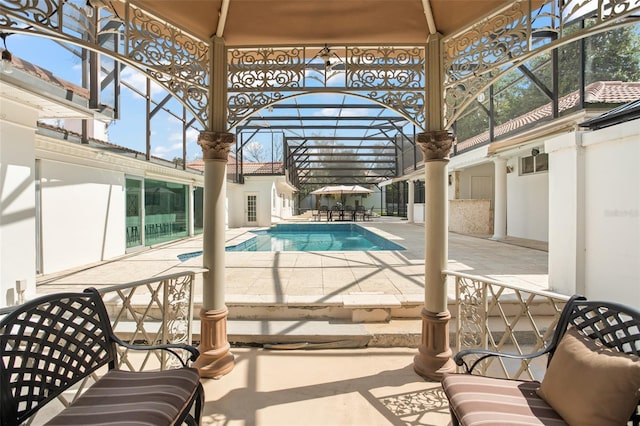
(0, 0, 210, 127)
(442, 0, 640, 127)
(227, 45, 426, 129)
(446, 270, 570, 381)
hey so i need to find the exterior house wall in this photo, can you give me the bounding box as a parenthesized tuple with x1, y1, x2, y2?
(0, 99, 38, 305)
(39, 159, 125, 274)
(547, 120, 639, 309)
(547, 132, 582, 296)
(582, 121, 639, 308)
(226, 181, 243, 228)
(239, 176, 296, 227)
(446, 163, 494, 235)
(507, 161, 549, 242)
(456, 163, 494, 201)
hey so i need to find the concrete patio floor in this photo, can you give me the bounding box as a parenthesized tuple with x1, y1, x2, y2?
(36, 217, 549, 426)
(200, 347, 450, 426)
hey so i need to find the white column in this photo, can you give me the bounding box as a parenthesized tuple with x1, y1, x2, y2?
(492, 157, 507, 240)
(547, 132, 585, 296)
(407, 180, 415, 223)
(192, 37, 235, 378)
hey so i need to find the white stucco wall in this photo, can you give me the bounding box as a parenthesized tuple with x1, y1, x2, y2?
(582, 121, 639, 307)
(506, 162, 549, 242)
(547, 121, 640, 308)
(238, 176, 278, 227)
(0, 100, 38, 306)
(546, 132, 582, 296)
(39, 160, 125, 274)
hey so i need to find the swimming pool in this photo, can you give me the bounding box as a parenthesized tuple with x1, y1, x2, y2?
(226, 223, 405, 252)
(178, 224, 404, 259)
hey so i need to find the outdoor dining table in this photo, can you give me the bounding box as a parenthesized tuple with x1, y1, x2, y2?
(329, 209, 356, 221)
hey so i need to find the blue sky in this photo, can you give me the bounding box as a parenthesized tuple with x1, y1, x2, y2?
(10, 34, 413, 164)
(10, 34, 204, 161)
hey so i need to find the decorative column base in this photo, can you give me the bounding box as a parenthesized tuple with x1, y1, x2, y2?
(414, 308, 456, 381)
(193, 307, 235, 378)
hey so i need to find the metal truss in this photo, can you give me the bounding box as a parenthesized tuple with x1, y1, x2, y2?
(443, 0, 640, 127)
(2, 0, 639, 190)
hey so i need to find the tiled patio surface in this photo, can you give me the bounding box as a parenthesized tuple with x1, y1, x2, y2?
(38, 217, 549, 300)
(37, 217, 549, 426)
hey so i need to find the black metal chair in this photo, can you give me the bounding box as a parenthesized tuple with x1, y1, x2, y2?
(442, 295, 640, 426)
(0, 288, 204, 426)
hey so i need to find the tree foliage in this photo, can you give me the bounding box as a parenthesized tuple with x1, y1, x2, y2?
(455, 24, 640, 144)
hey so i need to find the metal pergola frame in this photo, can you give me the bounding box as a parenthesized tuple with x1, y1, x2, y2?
(231, 99, 418, 192)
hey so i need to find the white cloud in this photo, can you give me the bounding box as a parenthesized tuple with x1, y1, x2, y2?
(120, 67, 166, 96)
(167, 127, 200, 142)
(315, 107, 372, 117)
(152, 142, 183, 157)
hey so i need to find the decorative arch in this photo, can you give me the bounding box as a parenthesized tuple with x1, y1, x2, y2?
(3, 0, 639, 131)
(0, 0, 210, 127)
(226, 45, 427, 129)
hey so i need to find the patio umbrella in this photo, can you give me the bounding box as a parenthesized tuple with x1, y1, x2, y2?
(311, 185, 373, 203)
(310, 185, 373, 195)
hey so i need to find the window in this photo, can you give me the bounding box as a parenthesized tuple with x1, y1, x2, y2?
(193, 186, 203, 235)
(521, 153, 548, 175)
(144, 179, 188, 246)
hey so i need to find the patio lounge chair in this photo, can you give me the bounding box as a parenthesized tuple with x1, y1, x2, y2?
(442, 295, 640, 426)
(0, 288, 204, 426)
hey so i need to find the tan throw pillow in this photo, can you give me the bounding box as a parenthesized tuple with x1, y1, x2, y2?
(536, 326, 640, 426)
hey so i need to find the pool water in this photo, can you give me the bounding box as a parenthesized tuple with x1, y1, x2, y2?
(226, 223, 405, 252)
(177, 224, 404, 259)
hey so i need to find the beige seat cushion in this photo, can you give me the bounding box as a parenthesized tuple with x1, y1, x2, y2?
(441, 374, 567, 425)
(45, 368, 201, 425)
(536, 327, 640, 426)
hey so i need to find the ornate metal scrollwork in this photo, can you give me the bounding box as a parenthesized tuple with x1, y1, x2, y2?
(127, 4, 209, 126)
(165, 273, 194, 346)
(0, 0, 61, 30)
(0, 0, 211, 128)
(456, 276, 486, 349)
(442, 0, 640, 127)
(347, 46, 424, 89)
(227, 45, 426, 128)
(229, 47, 305, 89)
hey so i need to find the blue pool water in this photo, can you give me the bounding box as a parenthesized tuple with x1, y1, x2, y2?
(228, 223, 405, 252)
(178, 224, 404, 259)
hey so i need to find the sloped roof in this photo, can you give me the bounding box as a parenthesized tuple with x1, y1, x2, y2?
(13, 57, 89, 98)
(241, 162, 284, 175)
(187, 156, 239, 173)
(456, 81, 640, 152)
(579, 99, 640, 130)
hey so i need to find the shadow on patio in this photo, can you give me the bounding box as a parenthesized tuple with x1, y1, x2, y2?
(201, 347, 451, 426)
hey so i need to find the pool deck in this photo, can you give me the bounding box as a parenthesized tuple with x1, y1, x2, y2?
(37, 217, 549, 305)
(36, 217, 549, 345)
(35, 216, 549, 426)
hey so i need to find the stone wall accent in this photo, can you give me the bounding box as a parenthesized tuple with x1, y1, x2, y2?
(449, 199, 493, 235)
